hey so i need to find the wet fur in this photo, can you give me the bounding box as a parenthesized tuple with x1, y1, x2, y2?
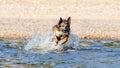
(52, 17, 71, 45)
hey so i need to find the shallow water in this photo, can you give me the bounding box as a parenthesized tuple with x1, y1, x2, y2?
(24, 31, 81, 52)
(0, 38, 120, 68)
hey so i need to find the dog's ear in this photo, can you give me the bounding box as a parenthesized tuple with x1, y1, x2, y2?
(67, 17, 71, 24)
(58, 17, 62, 25)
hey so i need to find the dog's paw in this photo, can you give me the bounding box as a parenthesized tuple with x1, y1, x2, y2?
(59, 41, 64, 45)
(54, 42, 58, 46)
(59, 42, 62, 45)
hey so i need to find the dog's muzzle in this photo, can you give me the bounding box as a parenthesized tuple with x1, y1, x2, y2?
(62, 30, 68, 33)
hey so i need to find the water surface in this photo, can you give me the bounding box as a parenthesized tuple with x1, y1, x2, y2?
(0, 38, 120, 68)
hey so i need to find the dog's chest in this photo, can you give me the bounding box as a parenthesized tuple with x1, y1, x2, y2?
(55, 31, 68, 37)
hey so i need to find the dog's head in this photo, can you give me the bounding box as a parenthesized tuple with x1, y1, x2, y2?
(57, 17, 71, 33)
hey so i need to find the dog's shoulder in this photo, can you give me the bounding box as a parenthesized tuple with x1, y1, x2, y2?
(52, 25, 62, 37)
(52, 25, 59, 32)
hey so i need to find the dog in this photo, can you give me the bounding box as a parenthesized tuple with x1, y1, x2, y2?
(52, 17, 71, 45)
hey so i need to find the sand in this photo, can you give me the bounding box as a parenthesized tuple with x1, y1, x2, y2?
(0, 18, 120, 40)
(0, 0, 120, 40)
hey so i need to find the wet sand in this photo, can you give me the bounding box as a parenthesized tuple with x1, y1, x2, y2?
(0, 18, 120, 40)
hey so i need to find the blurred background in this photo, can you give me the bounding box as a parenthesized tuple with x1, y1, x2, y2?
(0, 0, 120, 19)
(0, 0, 120, 39)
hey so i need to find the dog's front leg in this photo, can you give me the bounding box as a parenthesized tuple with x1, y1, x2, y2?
(59, 35, 69, 45)
(54, 36, 59, 45)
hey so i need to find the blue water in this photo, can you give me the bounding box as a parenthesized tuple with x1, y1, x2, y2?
(0, 38, 120, 68)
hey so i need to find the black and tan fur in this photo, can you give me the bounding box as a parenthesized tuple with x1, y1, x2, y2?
(52, 17, 71, 45)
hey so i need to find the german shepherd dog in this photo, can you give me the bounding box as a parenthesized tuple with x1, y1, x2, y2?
(52, 17, 71, 45)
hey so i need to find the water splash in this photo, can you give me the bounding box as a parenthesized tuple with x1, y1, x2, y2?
(1, 37, 120, 68)
(24, 31, 81, 52)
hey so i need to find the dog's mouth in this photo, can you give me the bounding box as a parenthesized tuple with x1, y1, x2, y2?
(62, 30, 68, 33)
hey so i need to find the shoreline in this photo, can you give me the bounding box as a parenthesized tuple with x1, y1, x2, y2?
(0, 18, 120, 40)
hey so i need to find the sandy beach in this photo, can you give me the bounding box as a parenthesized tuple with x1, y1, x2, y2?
(0, 0, 120, 40)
